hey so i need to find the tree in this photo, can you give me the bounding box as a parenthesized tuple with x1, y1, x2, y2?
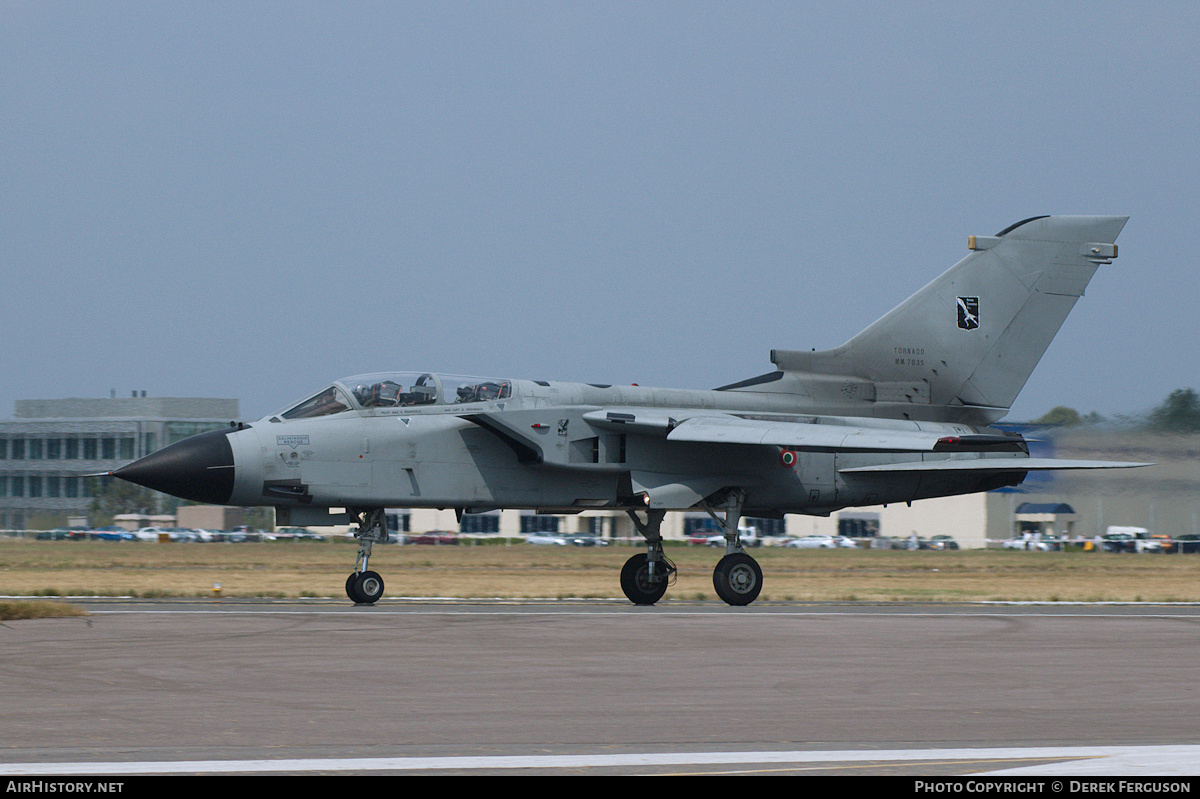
(1033, 406, 1085, 426)
(86, 477, 159, 527)
(1147, 388, 1200, 433)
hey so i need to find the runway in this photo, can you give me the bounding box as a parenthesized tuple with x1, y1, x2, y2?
(2, 599, 1199, 776)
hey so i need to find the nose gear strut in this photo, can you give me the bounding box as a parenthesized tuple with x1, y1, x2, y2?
(347, 508, 388, 604)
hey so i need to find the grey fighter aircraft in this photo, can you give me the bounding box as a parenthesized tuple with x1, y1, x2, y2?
(113, 215, 1144, 606)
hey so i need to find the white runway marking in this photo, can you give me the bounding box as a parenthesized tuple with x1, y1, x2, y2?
(3, 745, 1199, 775)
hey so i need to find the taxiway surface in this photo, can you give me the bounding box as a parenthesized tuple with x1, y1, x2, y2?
(2, 599, 1198, 775)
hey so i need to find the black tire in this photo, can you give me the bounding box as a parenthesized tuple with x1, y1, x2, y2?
(351, 570, 385, 604)
(346, 572, 362, 603)
(620, 553, 669, 606)
(713, 552, 762, 606)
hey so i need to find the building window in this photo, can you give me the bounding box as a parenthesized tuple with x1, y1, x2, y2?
(29, 439, 43, 460)
(120, 438, 135, 459)
(64, 477, 79, 498)
(837, 513, 881, 538)
(102, 438, 116, 459)
(586, 516, 616, 537)
(46, 439, 61, 460)
(10, 476, 23, 497)
(0, 438, 7, 459)
(83, 439, 97, 460)
(11, 440, 25, 460)
(167, 422, 226, 445)
(47, 476, 61, 498)
(745, 517, 787, 537)
(461, 514, 500, 534)
(519, 515, 560, 534)
(683, 517, 718, 537)
(27, 476, 41, 498)
(65, 438, 79, 459)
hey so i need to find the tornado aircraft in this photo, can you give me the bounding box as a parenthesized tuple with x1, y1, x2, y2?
(114, 215, 1143, 606)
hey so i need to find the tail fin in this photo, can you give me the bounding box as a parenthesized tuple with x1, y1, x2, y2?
(764, 216, 1128, 423)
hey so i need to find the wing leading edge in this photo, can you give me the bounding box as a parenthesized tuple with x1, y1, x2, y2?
(663, 415, 1022, 453)
(583, 409, 991, 452)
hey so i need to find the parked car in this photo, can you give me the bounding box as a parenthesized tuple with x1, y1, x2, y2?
(165, 527, 207, 542)
(1147, 534, 1176, 553)
(95, 527, 138, 541)
(786, 534, 856, 549)
(924, 535, 959, 550)
(410, 530, 459, 545)
(702, 526, 762, 547)
(274, 526, 326, 541)
(525, 531, 569, 546)
(1135, 536, 1166, 554)
(1175, 534, 1200, 554)
(1100, 533, 1137, 553)
(568, 534, 609, 547)
(1002, 537, 1056, 551)
(1101, 526, 1164, 553)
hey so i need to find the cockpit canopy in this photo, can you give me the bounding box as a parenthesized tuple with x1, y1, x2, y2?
(277, 372, 513, 420)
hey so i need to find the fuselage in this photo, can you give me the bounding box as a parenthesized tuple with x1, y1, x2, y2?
(116, 371, 1029, 526)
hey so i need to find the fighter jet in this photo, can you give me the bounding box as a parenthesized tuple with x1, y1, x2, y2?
(113, 215, 1144, 606)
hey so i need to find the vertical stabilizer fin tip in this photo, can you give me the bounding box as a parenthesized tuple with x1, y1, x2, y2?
(995, 215, 1051, 236)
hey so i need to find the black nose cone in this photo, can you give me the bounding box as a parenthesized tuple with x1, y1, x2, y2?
(113, 428, 236, 505)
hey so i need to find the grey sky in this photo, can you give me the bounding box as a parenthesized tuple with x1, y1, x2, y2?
(3, 2, 1196, 422)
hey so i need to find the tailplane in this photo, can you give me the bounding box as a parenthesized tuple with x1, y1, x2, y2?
(728, 215, 1128, 423)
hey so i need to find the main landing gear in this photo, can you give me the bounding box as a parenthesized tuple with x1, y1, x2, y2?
(707, 491, 762, 606)
(347, 508, 388, 604)
(621, 509, 675, 605)
(620, 490, 763, 607)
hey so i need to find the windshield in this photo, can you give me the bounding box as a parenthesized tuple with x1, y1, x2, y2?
(280, 385, 353, 419)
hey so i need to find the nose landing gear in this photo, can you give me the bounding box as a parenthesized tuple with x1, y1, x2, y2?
(347, 509, 388, 604)
(347, 569, 385, 604)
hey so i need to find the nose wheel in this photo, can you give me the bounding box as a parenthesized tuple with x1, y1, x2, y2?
(347, 570, 385, 604)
